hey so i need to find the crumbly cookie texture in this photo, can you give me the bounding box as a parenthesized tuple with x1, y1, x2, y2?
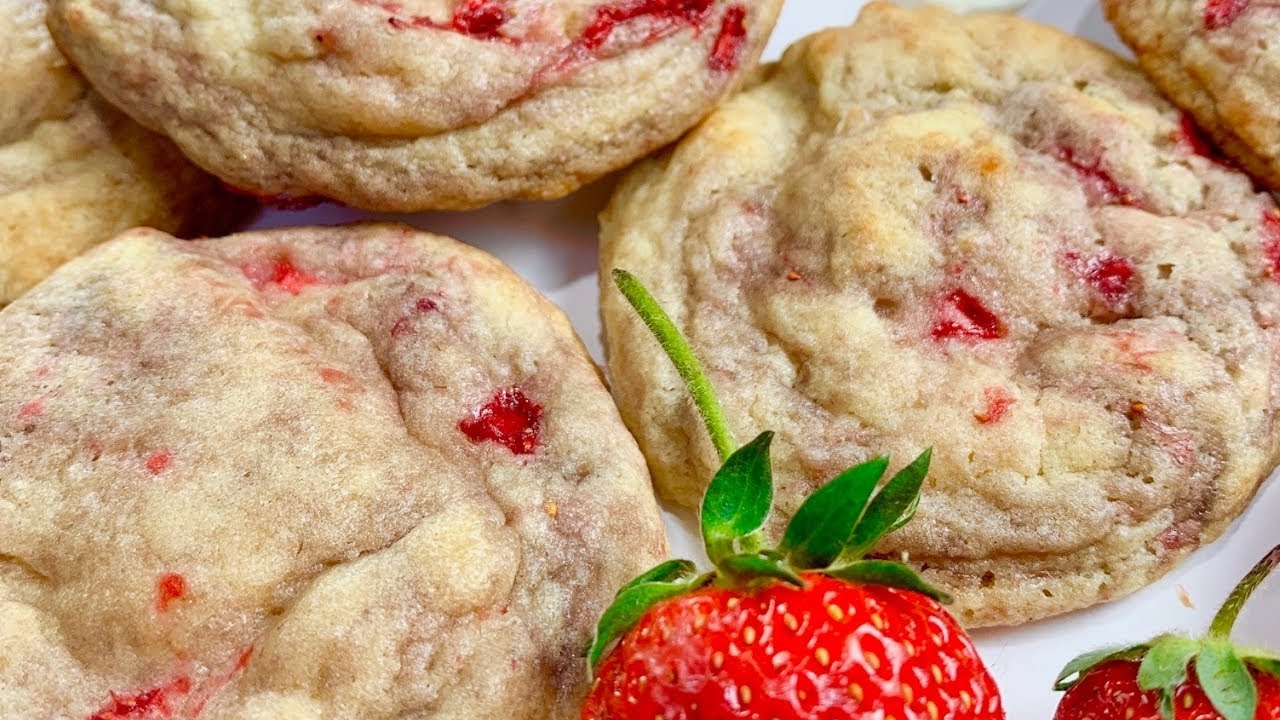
(1103, 0, 1280, 191)
(0, 224, 667, 719)
(601, 2, 1280, 627)
(0, 0, 248, 306)
(47, 0, 781, 212)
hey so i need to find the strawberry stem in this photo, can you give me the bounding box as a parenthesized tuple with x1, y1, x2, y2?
(1209, 544, 1280, 640)
(613, 269, 735, 461)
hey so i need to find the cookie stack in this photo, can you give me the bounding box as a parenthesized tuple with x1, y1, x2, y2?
(1, 1, 1277, 718)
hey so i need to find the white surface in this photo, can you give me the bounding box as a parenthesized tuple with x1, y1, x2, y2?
(252, 2, 1280, 716)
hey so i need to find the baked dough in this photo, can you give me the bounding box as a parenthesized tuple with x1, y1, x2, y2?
(601, 3, 1280, 627)
(0, 223, 667, 718)
(49, 0, 782, 211)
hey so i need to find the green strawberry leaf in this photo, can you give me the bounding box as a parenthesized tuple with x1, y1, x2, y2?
(840, 448, 932, 561)
(1209, 545, 1280, 638)
(1244, 653, 1280, 679)
(718, 552, 805, 587)
(1054, 643, 1151, 691)
(1196, 641, 1258, 720)
(825, 559, 951, 604)
(617, 559, 698, 596)
(612, 269, 735, 461)
(702, 431, 774, 564)
(885, 490, 921, 535)
(1138, 635, 1199, 719)
(778, 456, 888, 570)
(585, 579, 698, 671)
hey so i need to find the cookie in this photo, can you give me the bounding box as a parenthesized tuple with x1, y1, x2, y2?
(600, 3, 1280, 627)
(0, 0, 247, 306)
(0, 224, 667, 718)
(1103, 0, 1280, 191)
(47, 0, 782, 212)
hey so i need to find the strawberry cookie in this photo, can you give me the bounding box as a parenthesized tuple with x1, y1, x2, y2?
(47, 0, 781, 212)
(1, 0, 245, 305)
(0, 224, 667, 718)
(600, 3, 1280, 626)
(1103, 0, 1280, 191)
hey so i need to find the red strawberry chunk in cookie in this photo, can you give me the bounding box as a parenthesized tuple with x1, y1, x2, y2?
(1053, 146, 1135, 206)
(155, 573, 187, 613)
(87, 676, 192, 720)
(582, 0, 716, 51)
(708, 5, 748, 72)
(449, 0, 508, 39)
(318, 368, 361, 411)
(1065, 250, 1139, 318)
(976, 387, 1016, 424)
(379, 0, 511, 39)
(242, 257, 319, 295)
(1084, 255, 1136, 304)
(1204, 0, 1250, 29)
(267, 259, 317, 295)
(931, 288, 1004, 341)
(145, 451, 172, 475)
(1262, 208, 1280, 278)
(460, 387, 543, 454)
(17, 399, 43, 420)
(318, 368, 357, 386)
(1176, 114, 1217, 158)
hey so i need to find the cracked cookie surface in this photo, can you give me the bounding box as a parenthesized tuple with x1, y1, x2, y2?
(0, 223, 666, 719)
(0, 0, 246, 306)
(48, 0, 781, 211)
(1103, 0, 1280, 191)
(600, 2, 1280, 627)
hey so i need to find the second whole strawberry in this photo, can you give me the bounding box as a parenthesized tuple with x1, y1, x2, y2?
(581, 270, 1005, 720)
(1054, 545, 1280, 720)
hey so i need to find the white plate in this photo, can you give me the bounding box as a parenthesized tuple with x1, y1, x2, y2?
(252, 2, 1280, 716)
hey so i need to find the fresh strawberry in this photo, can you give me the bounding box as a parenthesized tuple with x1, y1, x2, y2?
(1054, 545, 1280, 720)
(581, 270, 1005, 720)
(585, 572, 1000, 719)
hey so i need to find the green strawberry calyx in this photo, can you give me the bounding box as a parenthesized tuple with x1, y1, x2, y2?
(586, 270, 946, 671)
(1054, 544, 1280, 720)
